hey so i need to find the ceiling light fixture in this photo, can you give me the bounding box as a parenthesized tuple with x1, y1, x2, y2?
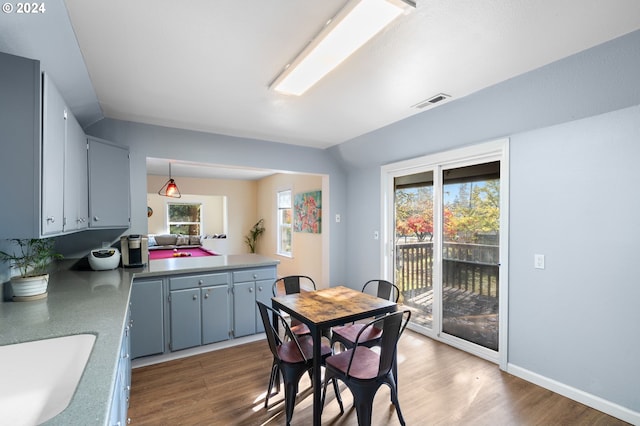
(158, 163, 181, 198)
(270, 0, 416, 96)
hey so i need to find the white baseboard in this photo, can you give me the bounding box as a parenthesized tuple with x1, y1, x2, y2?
(507, 363, 639, 425)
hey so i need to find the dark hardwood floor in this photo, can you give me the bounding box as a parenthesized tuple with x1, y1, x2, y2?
(128, 330, 628, 425)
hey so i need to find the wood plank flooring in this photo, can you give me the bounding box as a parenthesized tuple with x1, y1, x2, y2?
(128, 331, 628, 425)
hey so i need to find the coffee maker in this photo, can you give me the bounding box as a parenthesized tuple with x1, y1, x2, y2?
(120, 234, 149, 267)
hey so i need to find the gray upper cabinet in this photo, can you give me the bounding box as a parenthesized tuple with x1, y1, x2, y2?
(0, 51, 43, 238)
(0, 51, 96, 238)
(64, 113, 89, 232)
(88, 137, 130, 229)
(41, 74, 66, 235)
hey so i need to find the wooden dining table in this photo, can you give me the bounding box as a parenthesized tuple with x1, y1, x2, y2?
(271, 285, 398, 426)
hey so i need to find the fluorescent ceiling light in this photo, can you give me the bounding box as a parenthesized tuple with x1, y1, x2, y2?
(270, 0, 415, 96)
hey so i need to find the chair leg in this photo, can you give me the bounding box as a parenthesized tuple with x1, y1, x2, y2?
(351, 384, 379, 426)
(279, 366, 308, 426)
(321, 372, 344, 415)
(386, 374, 406, 426)
(284, 381, 298, 426)
(332, 378, 344, 414)
(265, 361, 279, 408)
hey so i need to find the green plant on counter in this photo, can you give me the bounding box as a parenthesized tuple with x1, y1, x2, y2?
(244, 219, 265, 254)
(0, 238, 63, 278)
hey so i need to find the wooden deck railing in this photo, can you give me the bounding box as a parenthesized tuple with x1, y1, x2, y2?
(395, 242, 499, 298)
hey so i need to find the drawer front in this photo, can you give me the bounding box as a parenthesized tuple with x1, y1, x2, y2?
(170, 272, 230, 291)
(232, 267, 276, 283)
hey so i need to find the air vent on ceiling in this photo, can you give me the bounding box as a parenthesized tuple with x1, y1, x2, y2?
(412, 93, 451, 109)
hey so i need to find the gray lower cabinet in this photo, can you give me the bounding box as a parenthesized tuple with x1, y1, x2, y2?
(168, 273, 230, 351)
(233, 281, 257, 338)
(130, 279, 164, 359)
(131, 265, 277, 359)
(255, 280, 273, 333)
(109, 307, 131, 426)
(169, 288, 201, 351)
(232, 268, 276, 337)
(202, 285, 230, 344)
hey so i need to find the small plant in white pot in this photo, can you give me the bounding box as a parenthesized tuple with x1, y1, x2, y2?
(0, 238, 63, 300)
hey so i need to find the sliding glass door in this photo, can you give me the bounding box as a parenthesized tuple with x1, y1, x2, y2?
(384, 140, 508, 363)
(441, 162, 500, 351)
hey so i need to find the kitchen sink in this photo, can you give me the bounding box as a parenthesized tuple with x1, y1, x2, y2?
(0, 333, 96, 425)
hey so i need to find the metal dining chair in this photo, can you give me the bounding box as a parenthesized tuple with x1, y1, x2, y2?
(330, 279, 400, 351)
(257, 301, 341, 426)
(322, 310, 411, 426)
(272, 275, 317, 337)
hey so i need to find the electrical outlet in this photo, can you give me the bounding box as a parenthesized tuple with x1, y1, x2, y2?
(335, 214, 341, 223)
(373, 231, 379, 240)
(534, 254, 545, 269)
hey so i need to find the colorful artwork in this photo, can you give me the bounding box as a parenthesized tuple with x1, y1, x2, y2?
(294, 190, 321, 233)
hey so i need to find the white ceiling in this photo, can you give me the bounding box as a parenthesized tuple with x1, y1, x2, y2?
(63, 0, 640, 150)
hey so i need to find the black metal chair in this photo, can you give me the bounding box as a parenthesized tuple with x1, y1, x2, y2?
(330, 279, 400, 350)
(257, 301, 341, 426)
(322, 310, 411, 426)
(272, 275, 317, 337)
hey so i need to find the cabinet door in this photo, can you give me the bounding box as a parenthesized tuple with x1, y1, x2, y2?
(88, 137, 130, 228)
(109, 308, 131, 426)
(170, 289, 201, 351)
(233, 281, 256, 338)
(255, 279, 273, 333)
(63, 113, 88, 232)
(0, 52, 41, 238)
(201, 285, 230, 344)
(131, 279, 164, 359)
(41, 73, 65, 235)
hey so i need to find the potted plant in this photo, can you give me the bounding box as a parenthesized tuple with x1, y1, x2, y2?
(244, 219, 265, 254)
(0, 238, 63, 299)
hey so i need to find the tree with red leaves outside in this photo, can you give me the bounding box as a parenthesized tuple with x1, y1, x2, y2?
(406, 214, 433, 241)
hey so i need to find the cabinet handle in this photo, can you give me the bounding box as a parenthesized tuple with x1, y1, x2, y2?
(258, 286, 263, 291)
(253, 274, 257, 279)
(204, 293, 209, 299)
(193, 294, 198, 300)
(47, 216, 55, 223)
(198, 279, 204, 285)
(93, 216, 100, 222)
(249, 287, 254, 293)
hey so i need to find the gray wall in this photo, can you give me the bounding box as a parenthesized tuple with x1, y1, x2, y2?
(83, 120, 348, 285)
(328, 30, 640, 417)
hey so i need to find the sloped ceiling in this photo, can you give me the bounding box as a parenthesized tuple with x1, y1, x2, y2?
(64, 0, 640, 149)
(1, 1, 640, 156)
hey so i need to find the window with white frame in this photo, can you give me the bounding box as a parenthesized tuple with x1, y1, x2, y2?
(277, 190, 292, 256)
(167, 202, 202, 235)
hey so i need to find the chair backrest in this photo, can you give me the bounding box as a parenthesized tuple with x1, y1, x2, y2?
(256, 301, 308, 362)
(362, 279, 400, 303)
(272, 275, 317, 297)
(347, 310, 411, 379)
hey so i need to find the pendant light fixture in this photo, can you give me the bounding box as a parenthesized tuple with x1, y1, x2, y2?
(158, 162, 181, 198)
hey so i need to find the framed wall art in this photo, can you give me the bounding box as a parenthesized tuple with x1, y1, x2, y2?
(294, 190, 321, 233)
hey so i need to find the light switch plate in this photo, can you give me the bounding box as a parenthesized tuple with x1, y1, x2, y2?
(534, 254, 545, 269)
